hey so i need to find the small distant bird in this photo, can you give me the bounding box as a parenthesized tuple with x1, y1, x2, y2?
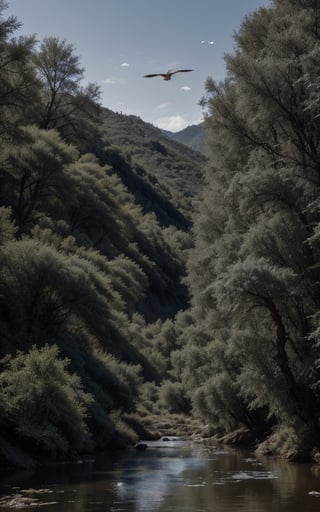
(201, 40, 216, 45)
(144, 69, 193, 81)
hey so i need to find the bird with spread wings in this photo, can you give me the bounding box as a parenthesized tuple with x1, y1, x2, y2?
(144, 69, 193, 81)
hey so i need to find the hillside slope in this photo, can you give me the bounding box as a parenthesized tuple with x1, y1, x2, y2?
(101, 109, 205, 220)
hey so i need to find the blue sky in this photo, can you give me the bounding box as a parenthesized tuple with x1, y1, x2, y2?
(7, 0, 271, 132)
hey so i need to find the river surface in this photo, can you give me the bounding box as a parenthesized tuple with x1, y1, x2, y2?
(1, 438, 320, 511)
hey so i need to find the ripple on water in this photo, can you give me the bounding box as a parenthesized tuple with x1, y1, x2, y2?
(231, 471, 277, 481)
(184, 482, 206, 487)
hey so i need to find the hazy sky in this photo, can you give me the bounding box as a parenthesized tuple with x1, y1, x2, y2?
(7, 0, 271, 132)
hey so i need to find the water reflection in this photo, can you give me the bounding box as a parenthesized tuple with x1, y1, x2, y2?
(0, 439, 320, 512)
(113, 443, 206, 511)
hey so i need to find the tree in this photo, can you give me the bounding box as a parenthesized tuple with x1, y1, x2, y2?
(0, 1, 39, 140)
(184, 0, 320, 444)
(3, 125, 78, 235)
(33, 37, 102, 152)
(0, 344, 93, 458)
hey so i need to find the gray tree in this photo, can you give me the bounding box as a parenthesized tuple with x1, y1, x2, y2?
(0, 1, 39, 140)
(33, 37, 102, 152)
(184, 0, 320, 448)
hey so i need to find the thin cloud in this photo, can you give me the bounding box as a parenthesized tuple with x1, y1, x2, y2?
(121, 62, 130, 67)
(155, 103, 170, 111)
(155, 115, 189, 132)
(180, 86, 191, 91)
(101, 78, 116, 84)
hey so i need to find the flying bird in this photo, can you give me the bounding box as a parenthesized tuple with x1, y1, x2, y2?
(144, 69, 194, 81)
(201, 40, 216, 45)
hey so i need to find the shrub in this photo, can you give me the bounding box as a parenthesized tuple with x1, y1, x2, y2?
(159, 381, 191, 414)
(110, 411, 139, 446)
(0, 344, 92, 458)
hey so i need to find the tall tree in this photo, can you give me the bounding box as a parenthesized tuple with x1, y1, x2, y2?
(2, 125, 78, 235)
(33, 37, 102, 152)
(0, 0, 39, 140)
(184, 0, 320, 444)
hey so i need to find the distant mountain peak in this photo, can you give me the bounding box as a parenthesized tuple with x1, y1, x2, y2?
(161, 123, 208, 155)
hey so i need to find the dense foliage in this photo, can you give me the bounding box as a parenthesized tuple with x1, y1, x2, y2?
(101, 108, 205, 219)
(168, 0, 320, 456)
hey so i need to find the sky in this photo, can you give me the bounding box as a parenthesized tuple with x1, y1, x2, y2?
(6, 0, 272, 132)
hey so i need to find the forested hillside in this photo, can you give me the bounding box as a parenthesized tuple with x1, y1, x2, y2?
(0, 2, 203, 467)
(101, 109, 205, 218)
(2, 0, 320, 469)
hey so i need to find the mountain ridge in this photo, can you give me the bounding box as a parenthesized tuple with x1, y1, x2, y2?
(161, 123, 208, 155)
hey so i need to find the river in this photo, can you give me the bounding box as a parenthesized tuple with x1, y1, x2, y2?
(1, 438, 320, 511)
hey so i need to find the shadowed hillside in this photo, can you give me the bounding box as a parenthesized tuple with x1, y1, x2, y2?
(101, 108, 205, 220)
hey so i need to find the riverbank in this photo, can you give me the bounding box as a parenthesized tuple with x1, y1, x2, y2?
(0, 412, 203, 470)
(141, 412, 206, 441)
(2, 412, 320, 470)
(142, 413, 320, 466)
(201, 425, 320, 465)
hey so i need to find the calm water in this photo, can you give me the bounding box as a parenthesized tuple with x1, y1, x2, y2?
(1, 438, 320, 511)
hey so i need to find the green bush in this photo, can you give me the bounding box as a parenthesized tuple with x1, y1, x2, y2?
(0, 344, 93, 458)
(110, 411, 139, 446)
(159, 381, 191, 414)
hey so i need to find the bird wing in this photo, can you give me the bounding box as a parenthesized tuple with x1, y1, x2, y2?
(172, 69, 194, 74)
(144, 73, 164, 78)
